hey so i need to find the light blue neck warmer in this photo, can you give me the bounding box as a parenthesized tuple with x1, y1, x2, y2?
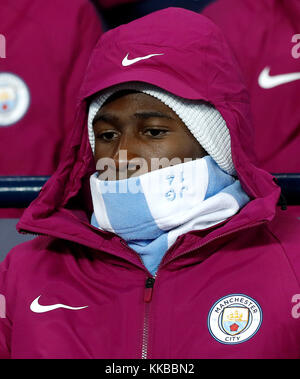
(90, 156, 250, 276)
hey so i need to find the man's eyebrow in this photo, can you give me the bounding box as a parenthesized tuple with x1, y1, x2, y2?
(93, 111, 175, 126)
(134, 111, 174, 120)
(93, 113, 119, 125)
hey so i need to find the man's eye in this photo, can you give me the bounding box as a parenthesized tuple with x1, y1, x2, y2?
(96, 131, 118, 141)
(144, 128, 168, 137)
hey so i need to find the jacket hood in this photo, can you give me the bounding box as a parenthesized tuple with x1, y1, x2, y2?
(17, 8, 280, 256)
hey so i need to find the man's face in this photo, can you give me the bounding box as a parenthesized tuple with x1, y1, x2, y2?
(93, 92, 207, 180)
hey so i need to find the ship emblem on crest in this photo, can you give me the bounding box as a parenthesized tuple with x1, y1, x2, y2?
(222, 307, 249, 336)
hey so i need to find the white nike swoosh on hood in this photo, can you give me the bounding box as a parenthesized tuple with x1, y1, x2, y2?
(122, 53, 164, 66)
(258, 66, 300, 89)
(30, 296, 88, 313)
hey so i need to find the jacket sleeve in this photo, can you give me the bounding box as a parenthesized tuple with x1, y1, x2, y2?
(0, 256, 12, 359)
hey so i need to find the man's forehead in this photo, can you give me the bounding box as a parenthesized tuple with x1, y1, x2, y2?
(96, 91, 177, 119)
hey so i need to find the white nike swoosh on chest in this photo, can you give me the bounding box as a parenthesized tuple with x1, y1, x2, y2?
(258, 66, 300, 89)
(122, 53, 164, 66)
(30, 296, 88, 313)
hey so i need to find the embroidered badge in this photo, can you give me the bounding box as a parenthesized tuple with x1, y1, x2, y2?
(0, 72, 30, 126)
(208, 294, 262, 344)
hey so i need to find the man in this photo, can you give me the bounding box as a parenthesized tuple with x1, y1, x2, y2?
(0, 8, 299, 359)
(0, 0, 103, 261)
(0, 0, 103, 218)
(202, 0, 300, 236)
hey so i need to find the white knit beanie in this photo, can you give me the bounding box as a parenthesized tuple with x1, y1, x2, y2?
(88, 82, 236, 176)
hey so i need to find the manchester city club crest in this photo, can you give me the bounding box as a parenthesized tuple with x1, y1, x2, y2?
(208, 294, 262, 344)
(0, 72, 30, 126)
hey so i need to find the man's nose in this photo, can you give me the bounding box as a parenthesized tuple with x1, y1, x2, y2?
(112, 135, 143, 172)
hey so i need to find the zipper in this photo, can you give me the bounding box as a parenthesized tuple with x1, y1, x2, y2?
(119, 238, 168, 359)
(142, 276, 155, 359)
(118, 240, 154, 359)
(144, 277, 155, 303)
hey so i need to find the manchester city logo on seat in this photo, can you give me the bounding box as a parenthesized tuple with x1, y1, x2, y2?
(208, 294, 262, 344)
(0, 72, 30, 126)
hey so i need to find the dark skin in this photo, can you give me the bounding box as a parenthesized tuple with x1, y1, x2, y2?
(93, 92, 207, 180)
